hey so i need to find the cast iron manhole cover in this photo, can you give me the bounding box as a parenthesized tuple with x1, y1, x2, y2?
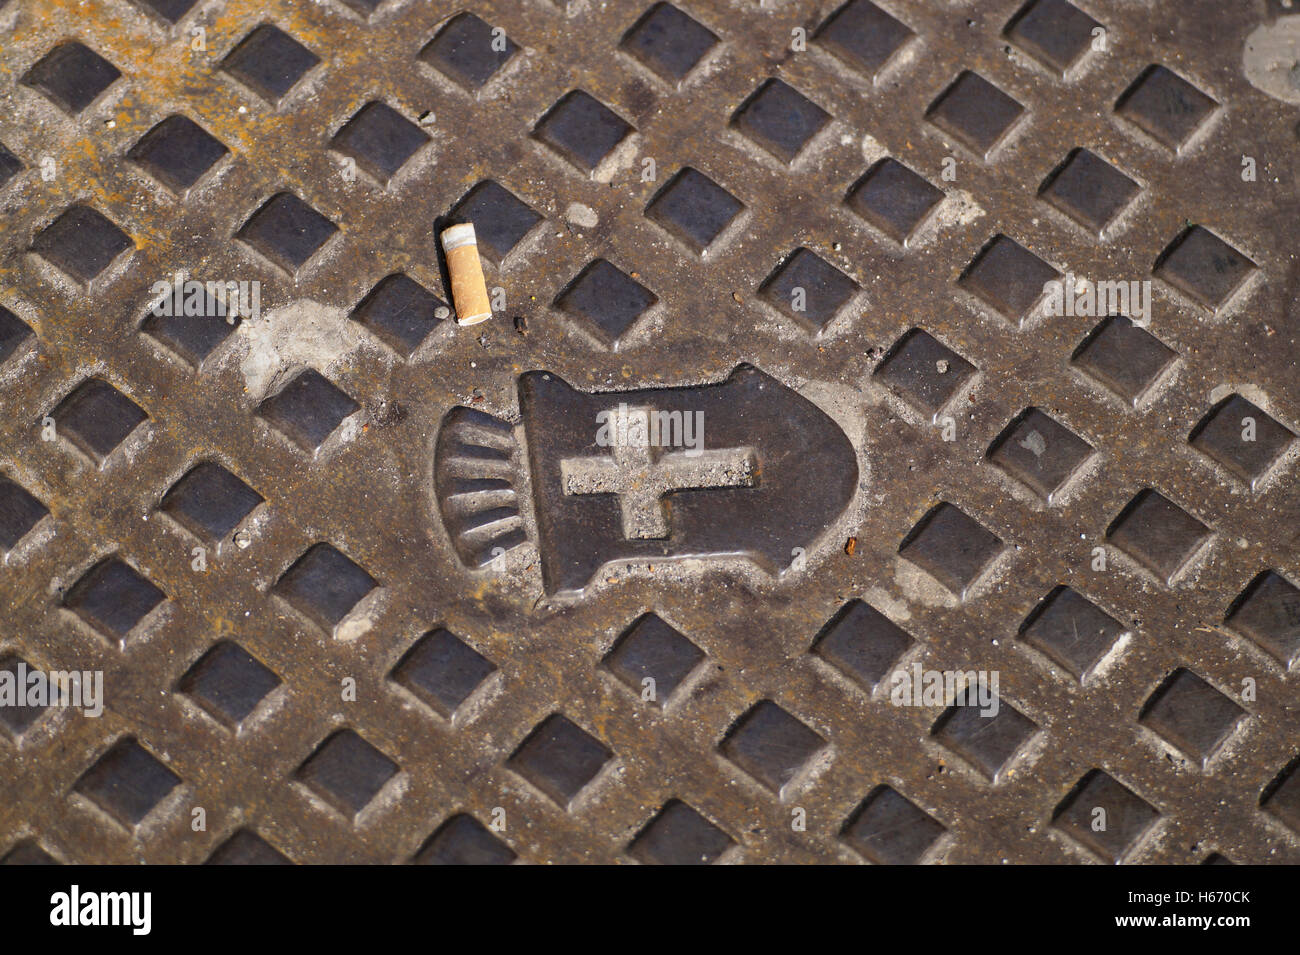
(0, 0, 1298, 865)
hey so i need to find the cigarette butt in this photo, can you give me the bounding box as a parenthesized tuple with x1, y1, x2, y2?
(441, 223, 492, 326)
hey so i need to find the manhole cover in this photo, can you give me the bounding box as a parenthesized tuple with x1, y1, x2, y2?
(0, 0, 1297, 867)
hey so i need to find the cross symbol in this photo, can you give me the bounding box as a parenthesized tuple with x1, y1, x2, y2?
(560, 434, 757, 540)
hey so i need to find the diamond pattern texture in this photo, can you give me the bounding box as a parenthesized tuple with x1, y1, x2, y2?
(0, 0, 1293, 868)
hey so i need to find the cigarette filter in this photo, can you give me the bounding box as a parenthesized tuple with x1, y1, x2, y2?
(440, 223, 493, 326)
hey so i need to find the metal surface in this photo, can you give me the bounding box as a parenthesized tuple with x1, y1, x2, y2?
(0, 0, 1298, 864)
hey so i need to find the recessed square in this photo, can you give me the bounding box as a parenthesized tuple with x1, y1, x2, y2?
(141, 293, 240, 367)
(842, 786, 945, 863)
(1190, 394, 1294, 489)
(731, 78, 831, 164)
(1107, 489, 1212, 585)
(555, 259, 657, 346)
(1053, 769, 1158, 862)
(296, 729, 398, 819)
(1262, 758, 1300, 834)
(932, 699, 1037, 782)
(986, 407, 1094, 502)
(21, 41, 121, 115)
(205, 829, 292, 865)
(1020, 586, 1126, 682)
(273, 542, 377, 632)
(128, 115, 228, 193)
(812, 599, 913, 692)
(74, 738, 180, 828)
(391, 628, 496, 717)
(64, 557, 166, 642)
(330, 102, 429, 186)
(1039, 148, 1140, 236)
(419, 12, 518, 92)
(179, 641, 281, 727)
(629, 800, 733, 865)
(1004, 0, 1101, 76)
(758, 247, 858, 334)
(620, 2, 718, 83)
(0, 306, 35, 365)
(222, 24, 320, 103)
(1224, 571, 1300, 669)
(533, 90, 634, 174)
(959, 234, 1060, 325)
(873, 328, 976, 416)
(448, 180, 543, 265)
(52, 378, 147, 464)
(645, 167, 745, 255)
(0, 477, 49, 551)
(350, 273, 446, 358)
(1154, 226, 1256, 312)
(0, 142, 23, 190)
(236, 192, 338, 275)
(160, 461, 262, 542)
(1139, 668, 1244, 768)
(508, 713, 612, 808)
(257, 368, 359, 453)
(32, 205, 133, 286)
(1071, 315, 1177, 406)
(415, 814, 516, 865)
(719, 700, 825, 794)
(141, 300, 240, 367)
(335, 0, 388, 20)
(899, 502, 1004, 599)
(130, 0, 201, 24)
(0, 654, 50, 737)
(1115, 64, 1218, 152)
(0, 841, 59, 865)
(604, 613, 704, 707)
(846, 157, 944, 245)
(815, 0, 915, 79)
(926, 71, 1026, 159)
